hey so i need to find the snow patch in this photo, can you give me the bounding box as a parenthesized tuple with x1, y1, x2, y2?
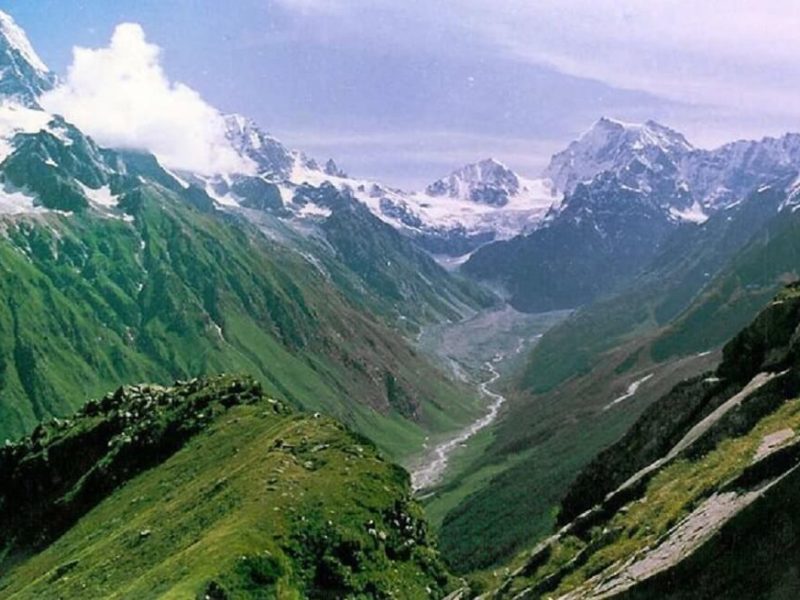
(204, 182, 239, 208)
(79, 182, 118, 208)
(297, 202, 331, 218)
(670, 201, 708, 224)
(164, 168, 191, 189)
(0, 102, 53, 161)
(0, 185, 41, 215)
(605, 374, 654, 410)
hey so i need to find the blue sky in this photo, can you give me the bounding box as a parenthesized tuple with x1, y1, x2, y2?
(5, 1, 800, 188)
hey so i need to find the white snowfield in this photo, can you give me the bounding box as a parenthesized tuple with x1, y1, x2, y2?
(0, 103, 65, 215)
(288, 157, 560, 241)
(0, 185, 40, 215)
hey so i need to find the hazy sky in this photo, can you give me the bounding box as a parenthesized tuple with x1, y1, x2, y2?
(5, 0, 800, 188)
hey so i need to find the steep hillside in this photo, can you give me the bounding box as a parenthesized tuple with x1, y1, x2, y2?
(520, 178, 794, 395)
(433, 179, 799, 572)
(241, 182, 497, 330)
(0, 375, 456, 599)
(649, 184, 800, 362)
(0, 124, 484, 459)
(485, 284, 800, 598)
(463, 171, 678, 311)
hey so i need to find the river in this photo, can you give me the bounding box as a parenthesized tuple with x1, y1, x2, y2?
(407, 306, 569, 493)
(410, 357, 506, 491)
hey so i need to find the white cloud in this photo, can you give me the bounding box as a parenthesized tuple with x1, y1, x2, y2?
(41, 23, 252, 175)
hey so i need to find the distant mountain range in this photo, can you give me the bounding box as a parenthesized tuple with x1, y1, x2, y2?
(189, 107, 800, 317)
(465, 117, 800, 310)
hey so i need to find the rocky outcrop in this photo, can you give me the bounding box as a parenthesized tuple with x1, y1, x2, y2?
(560, 283, 800, 523)
(483, 284, 800, 598)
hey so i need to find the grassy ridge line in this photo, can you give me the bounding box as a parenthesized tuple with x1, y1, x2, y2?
(0, 375, 456, 598)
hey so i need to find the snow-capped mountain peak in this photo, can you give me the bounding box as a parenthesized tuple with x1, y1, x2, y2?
(223, 113, 298, 181)
(0, 11, 48, 74)
(589, 117, 693, 153)
(0, 11, 54, 107)
(425, 158, 524, 207)
(544, 117, 694, 195)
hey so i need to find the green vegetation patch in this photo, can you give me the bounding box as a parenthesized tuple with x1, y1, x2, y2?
(502, 396, 800, 598)
(0, 376, 455, 599)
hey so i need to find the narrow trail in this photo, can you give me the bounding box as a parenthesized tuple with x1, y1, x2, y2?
(410, 356, 506, 492)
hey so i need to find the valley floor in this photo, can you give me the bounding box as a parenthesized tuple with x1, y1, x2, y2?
(405, 307, 569, 504)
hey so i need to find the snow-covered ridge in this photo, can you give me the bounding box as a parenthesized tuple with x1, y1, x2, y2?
(544, 117, 694, 196)
(0, 11, 49, 74)
(542, 116, 800, 227)
(214, 111, 800, 255)
(209, 117, 563, 253)
(290, 160, 556, 237)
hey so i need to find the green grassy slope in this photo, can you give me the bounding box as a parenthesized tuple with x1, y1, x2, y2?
(0, 132, 482, 458)
(649, 197, 800, 362)
(0, 376, 455, 599)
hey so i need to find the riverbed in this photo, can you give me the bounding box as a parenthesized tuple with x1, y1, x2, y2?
(408, 306, 569, 492)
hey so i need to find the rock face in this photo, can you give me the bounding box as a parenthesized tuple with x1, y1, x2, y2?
(485, 284, 800, 599)
(324, 157, 346, 178)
